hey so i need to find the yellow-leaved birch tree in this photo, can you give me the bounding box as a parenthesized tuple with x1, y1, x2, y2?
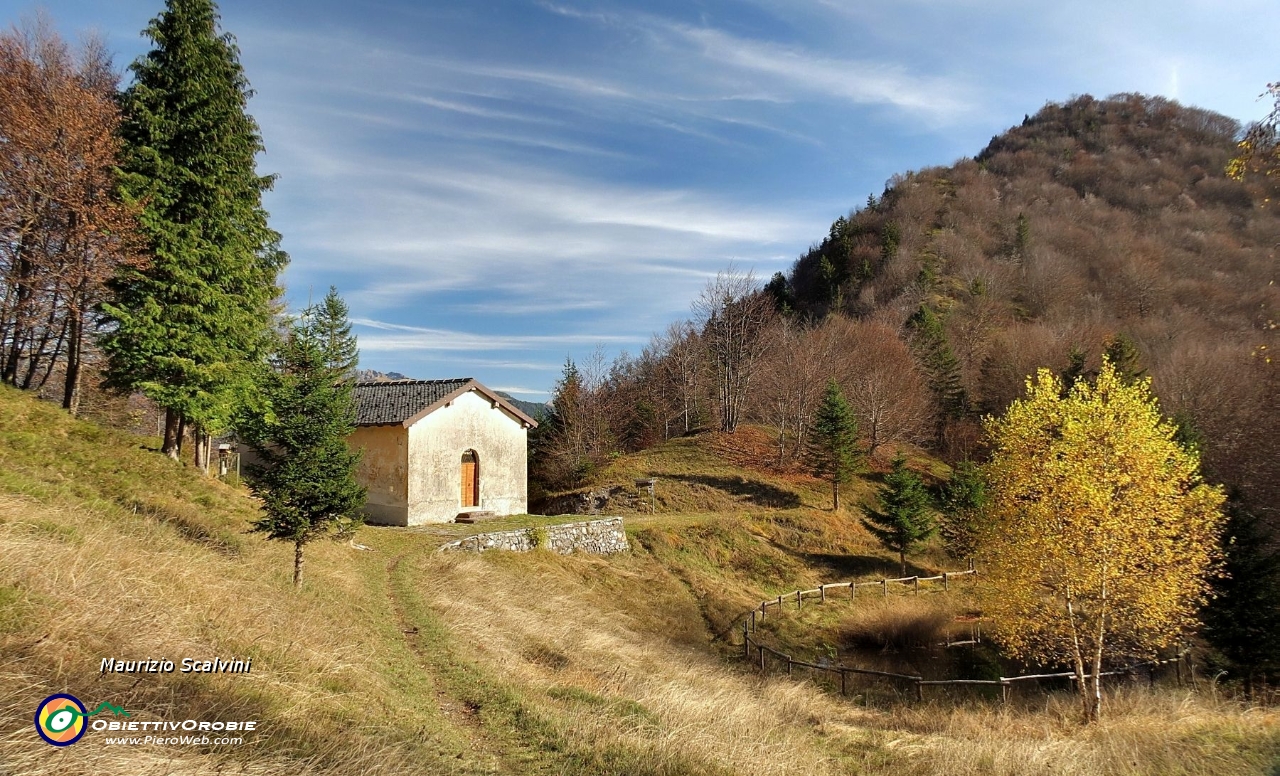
(978, 359, 1225, 722)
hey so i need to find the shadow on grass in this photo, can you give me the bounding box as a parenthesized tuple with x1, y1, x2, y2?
(663, 474, 801, 508)
(795, 552, 939, 580)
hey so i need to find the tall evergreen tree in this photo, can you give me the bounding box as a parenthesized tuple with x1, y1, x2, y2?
(1202, 501, 1280, 697)
(808, 379, 860, 510)
(907, 305, 967, 420)
(863, 454, 936, 576)
(100, 0, 286, 464)
(1014, 212, 1031, 260)
(242, 298, 365, 587)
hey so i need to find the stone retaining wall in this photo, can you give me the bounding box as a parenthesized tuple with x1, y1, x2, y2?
(438, 517, 628, 555)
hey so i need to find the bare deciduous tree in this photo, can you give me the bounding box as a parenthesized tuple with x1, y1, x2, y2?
(693, 265, 775, 433)
(752, 317, 838, 465)
(829, 318, 932, 457)
(658, 319, 707, 435)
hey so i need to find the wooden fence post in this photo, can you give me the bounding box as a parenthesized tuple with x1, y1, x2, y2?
(943, 572, 949, 592)
(820, 585, 826, 603)
(840, 670, 847, 697)
(759, 645, 766, 672)
(851, 582, 857, 600)
(760, 602, 766, 623)
(913, 576, 920, 596)
(797, 590, 802, 610)
(914, 681, 923, 702)
(743, 622, 750, 659)
(882, 580, 888, 597)
(788, 658, 793, 677)
(1001, 682, 1010, 705)
(777, 594, 783, 610)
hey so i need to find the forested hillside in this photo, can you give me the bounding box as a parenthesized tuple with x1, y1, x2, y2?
(782, 93, 1278, 521)
(552, 94, 1277, 529)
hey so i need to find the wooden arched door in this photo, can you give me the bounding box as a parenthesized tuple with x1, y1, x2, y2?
(461, 450, 480, 507)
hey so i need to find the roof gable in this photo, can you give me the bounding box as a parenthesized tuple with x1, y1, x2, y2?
(353, 378, 537, 428)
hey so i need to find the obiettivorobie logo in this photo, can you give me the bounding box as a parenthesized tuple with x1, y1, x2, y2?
(34, 692, 257, 747)
(34, 694, 129, 746)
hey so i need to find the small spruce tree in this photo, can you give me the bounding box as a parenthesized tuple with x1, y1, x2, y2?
(862, 454, 935, 576)
(808, 379, 860, 510)
(309, 286, 359, 379)
(939, 459, 987, 562)
(242, 297, 365, 587)
(1103, 333, 1144, 384)
(1061, 346, 1088, 394)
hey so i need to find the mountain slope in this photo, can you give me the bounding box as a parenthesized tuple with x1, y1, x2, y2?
(777, 93, 1279, 521)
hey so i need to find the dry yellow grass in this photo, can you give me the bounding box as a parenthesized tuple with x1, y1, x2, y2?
(840, 597, 958, 651)
(0, 387, 1276, 775)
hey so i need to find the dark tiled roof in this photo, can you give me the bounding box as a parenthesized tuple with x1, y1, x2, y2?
(352, 378, 539, 428)
(353, 378, 473, 426)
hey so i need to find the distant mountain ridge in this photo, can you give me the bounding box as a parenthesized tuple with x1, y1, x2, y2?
(355, 369, 549, 420)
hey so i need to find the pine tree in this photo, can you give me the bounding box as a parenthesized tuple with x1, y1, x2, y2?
(1202, 501, 1280, 698)
(939, 459, 987, 562)
(808, 379, 860, 510)
(309, 287, 359, 379)
(242, 297, 365, 587)
(907, 305, 967, 420)
(1061, 346, 1088, 394)
(1014, 212, 1031, 259)
(1103, 333, 1144, 384)
(100, 0, 286, 465)
(862, 454, 935, 576)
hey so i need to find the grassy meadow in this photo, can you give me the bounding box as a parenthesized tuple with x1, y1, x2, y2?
(0, 385, 1276, 775)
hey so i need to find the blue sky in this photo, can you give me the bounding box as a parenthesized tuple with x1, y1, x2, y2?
(9, 0, 1280, 398)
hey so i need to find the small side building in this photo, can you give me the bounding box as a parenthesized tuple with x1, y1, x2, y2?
(350, 378, 537, 526)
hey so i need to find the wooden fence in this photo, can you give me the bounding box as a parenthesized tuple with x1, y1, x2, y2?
(732, 569, 1192, 702)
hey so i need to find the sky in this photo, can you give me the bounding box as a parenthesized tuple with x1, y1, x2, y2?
(6, 0, 1279, 398)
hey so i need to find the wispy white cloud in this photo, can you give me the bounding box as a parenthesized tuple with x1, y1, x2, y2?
(453, 299, 611, 315)
(352, 318, 643, 352)
(665, 24, 975, 118)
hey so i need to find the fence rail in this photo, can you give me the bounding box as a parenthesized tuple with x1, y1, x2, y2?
(732, 567, 1192, 703)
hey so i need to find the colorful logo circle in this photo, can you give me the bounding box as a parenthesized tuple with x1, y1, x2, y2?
(34, 694, 88, 746)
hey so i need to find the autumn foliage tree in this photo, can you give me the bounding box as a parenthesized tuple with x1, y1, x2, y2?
(0, 19, 140, 412)
(977, 360, 1225, 722)
(1227, 81, 1280, 186)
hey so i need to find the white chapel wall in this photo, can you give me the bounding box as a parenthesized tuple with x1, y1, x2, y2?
(406, 390, 529, 524)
